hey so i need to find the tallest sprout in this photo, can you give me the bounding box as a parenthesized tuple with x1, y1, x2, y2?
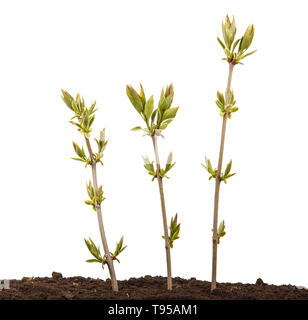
(203, 15, 256, 291)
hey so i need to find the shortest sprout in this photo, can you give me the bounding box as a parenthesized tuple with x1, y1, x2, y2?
(217, 220, 226, 244)
(162, 213, 181, 248)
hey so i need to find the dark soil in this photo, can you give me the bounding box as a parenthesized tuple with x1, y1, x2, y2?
(1, 272, 308, 300)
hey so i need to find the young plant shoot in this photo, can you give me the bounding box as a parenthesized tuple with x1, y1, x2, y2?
(61, 90, 126, 292)
(126, 84, 180, 290)
(202, 15, 256, 291)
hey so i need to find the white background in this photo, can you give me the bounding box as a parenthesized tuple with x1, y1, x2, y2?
(0, 0, 307, 288)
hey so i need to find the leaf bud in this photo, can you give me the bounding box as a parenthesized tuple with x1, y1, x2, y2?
(222, 15, 236, 49)
(239, 24, 254, 52)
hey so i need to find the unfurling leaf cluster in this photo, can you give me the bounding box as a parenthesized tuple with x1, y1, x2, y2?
(72, 141, 91, 167)
(221, 160, 236, 184)
(202, 156, 218, 180)
(62, 90, 108, 167)
(216, 90, 238, 119)
(142, 156, 156, 180)
(84, 237, 127, 267)
(159, 152, 176, 179)
(127, 84, 179, 137)
(217, 15, 256, 65)
(162, 214, 180, 248)
(84, 238, 104, 264)
(61, 90, 97, 138)
(143, 152, 176, 181)
(111, 236, 127, 263)
(94, 129, 108, 165)
(202, 157, 235, 183)
(85, 180, 105, 211)
(217, 220, 226, 244)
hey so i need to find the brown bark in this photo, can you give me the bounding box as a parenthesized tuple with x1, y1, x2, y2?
(152, 133, 172, 290)
(85, 136, 118, 292)
(211, 63, 235, 291)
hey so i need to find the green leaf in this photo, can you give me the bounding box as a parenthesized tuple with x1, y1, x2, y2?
(217, 91, 225, 106)
(151, 108, 158, 125)
(88, 101, 97, 114)
(241, 49, 257, 59)
(156, 109, 162, 125)
(86, 259, 101, 263)
(159, 122, 168, 130)
(224, 48, 231, 57)
(167, 213, 180, 248)
(161, 107, 179, 121)
(203, 155, 213, 173)
(72, 142, 86, 160)
(144, 95, 154, 120)
(160, 119, 173, 130)
(239, 24, 254, 52)
(86, 180, 95, 200)
(158, 91, 168, 112)
(164, 84, 174, 102)
(226, 173, 236, 179)
(142, 155, 155, 175)
(222, 15, 236, 49)
(217, 37, 225, 49)
(131, 126, 143, 131)
(207, 159, 213, 174)
(158, 84, 174, 113)
(232, 38, 241, 52)
(164, 93, 173, 110)
(217, 220, 226, 244)
(225, 160, 232, 176)
(139, 83, 146, 106)
(166, 152, 173, 165)
(61, 89, 74, 111)
(84, 238, 103, 263)
(88, 115, 95, 129)
(111, 236, 127, 263)
(72, 157, 86, 162)
(216, 100, 223, 110)
(126, 85, 144, 113)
